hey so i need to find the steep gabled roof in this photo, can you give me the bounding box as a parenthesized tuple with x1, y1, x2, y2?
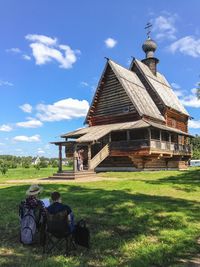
(85, 59, 165, 123)
(134, 59, 189, 116)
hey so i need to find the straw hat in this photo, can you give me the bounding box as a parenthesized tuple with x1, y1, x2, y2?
(26, 184, 43, 196)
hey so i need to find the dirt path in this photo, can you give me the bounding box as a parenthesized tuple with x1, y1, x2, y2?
(0, 175, 122, 185)
(179, 256, 200, 266)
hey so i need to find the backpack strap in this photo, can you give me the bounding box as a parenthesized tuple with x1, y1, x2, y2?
(19, 201, 26, 219)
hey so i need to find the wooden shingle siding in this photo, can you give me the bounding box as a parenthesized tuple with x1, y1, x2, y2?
(93, 67, 136, 117)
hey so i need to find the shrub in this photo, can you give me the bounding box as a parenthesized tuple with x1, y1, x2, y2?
(22, 161, 30, 168)
(0, 162, 8, 175)
(34, 164, 40, 171)
(39, 160, 48, 168)
(10, 162, 18, 168)
(51, 160, 58, 168)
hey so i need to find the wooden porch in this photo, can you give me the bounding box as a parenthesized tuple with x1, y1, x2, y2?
(50, 126, 192, 178)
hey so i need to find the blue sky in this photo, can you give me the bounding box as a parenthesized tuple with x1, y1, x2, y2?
(0, 0, 200, 157)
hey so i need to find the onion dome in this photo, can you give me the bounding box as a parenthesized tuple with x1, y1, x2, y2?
(142, 38, 157, 58)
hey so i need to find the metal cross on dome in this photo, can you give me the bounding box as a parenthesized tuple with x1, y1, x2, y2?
(145, 22, 152, 39)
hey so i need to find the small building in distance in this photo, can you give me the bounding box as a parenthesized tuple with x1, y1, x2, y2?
(51, 36, 192, 178)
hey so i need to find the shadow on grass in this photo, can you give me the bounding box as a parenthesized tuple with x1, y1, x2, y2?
(0, 183, 200, 266)
(144, 168, 200, 193)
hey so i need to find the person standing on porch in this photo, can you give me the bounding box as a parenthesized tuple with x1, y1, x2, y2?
(77, 148, 84, 171)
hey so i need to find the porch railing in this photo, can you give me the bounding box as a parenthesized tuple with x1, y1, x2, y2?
(150, 140, 192, 153)
(110, 139, 149, 151)
(109, 139, 192, 154)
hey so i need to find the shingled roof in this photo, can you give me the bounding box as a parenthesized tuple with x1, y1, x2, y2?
(60, 119, 191, 143)
(85, 59, 165, 123)
(134, 59, 189, 116)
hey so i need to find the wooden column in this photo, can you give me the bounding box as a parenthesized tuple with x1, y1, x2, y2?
(159, 130, 162, 149)
(88, 144, 92, 170)
(169, 133, 171, 151)
(58, 144, 62, 172)
(127, 130, 130, 141)
(108, 133, 111, 142)
(73, 144, 77, 172)
(148, 128, 151, 147)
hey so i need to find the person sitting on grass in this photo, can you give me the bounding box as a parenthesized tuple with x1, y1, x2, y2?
(47, 191, 74, 233)
(19, 184, 46, 244)
(21, 184, 46, 224)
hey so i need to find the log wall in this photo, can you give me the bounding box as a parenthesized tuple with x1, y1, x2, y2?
(97, 155, 188, 170)
(88, 66, 139, 126)
(165, 109, 188, 133)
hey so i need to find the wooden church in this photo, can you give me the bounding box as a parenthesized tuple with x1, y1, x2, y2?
(51, 36, 192, 178)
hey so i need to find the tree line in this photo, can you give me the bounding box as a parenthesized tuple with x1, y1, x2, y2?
(0, 155, 72, 175)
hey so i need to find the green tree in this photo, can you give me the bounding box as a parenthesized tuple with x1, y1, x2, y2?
(196, 80, 200, 99)
(191, 135, 200, 159)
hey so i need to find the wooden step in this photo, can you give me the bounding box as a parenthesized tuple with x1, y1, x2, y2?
(49, 170, 97, 180)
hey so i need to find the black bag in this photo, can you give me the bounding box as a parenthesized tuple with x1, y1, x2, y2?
(73, 219, 90, 248)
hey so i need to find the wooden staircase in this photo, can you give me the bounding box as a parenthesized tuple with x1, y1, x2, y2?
(48, 144, 110, 180)
(90, 143, 110, 170)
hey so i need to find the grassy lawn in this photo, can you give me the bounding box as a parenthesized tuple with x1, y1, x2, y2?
(0, 166, 72, 183)
(1, 168, 200, 266)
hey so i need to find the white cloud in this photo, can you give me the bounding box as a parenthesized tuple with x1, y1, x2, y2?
(181, 96, 200, 108)
(13, 134, 40, 142)
(16, 119, 43, 128)
(26, 34, 79, 69)
(0, 80, 13, 87)
(0, 124, 12, 132)
(153, 14, 177, 40)
(37, 148, 45, 154)
(104, 38, 117, 48)
(174, 90, 184, 98)
(26, 34, 57, 45)
(19, 103, 32, 113)
(180, 88, 200, 108)
(169, 36, 200, 57)
(6, 48, 21, 53)
(0, 143, 5, 146)
(171, 82, 181, 89)
(36, 98, 89, 122)
(171, 83, 186, 98)
(22, 54, 31, 60)
(81, 81, 89, 87)
(189, 120, 200, 129)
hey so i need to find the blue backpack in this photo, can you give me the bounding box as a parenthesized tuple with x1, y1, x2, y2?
(20, 207, 37, 244)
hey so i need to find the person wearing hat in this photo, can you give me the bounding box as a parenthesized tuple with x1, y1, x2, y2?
(20, 184, 46, 226)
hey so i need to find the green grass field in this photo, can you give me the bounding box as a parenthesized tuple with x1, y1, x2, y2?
(0, 166, 72, 183)
(1, 168, 200, 266)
